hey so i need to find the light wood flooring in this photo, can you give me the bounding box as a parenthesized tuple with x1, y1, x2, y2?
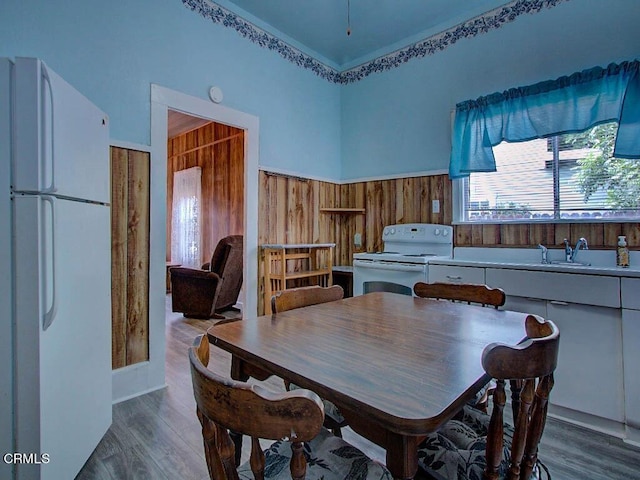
(76, 296, 640, 479)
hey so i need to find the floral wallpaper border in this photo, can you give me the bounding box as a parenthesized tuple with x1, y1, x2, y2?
(182, 0, 570, 84)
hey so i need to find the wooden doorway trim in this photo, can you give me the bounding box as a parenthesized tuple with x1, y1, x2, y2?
(149, 85, 259, 393)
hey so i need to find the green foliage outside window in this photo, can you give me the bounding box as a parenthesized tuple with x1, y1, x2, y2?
(573, 124, 640, 210)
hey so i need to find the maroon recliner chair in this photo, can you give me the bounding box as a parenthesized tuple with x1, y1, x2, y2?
(170, 235, 243, 318)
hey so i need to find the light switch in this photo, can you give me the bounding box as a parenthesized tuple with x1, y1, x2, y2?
(432, 199, 440, 214)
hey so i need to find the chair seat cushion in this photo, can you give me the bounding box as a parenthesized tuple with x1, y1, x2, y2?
(417, 406, 519, 480)
(237, 428, 392, 480)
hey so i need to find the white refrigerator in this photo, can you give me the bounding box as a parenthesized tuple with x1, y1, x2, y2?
(0, 57, 112, 479)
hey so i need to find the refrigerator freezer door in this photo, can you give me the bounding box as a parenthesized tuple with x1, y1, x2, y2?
(13, 195, 112, 480)
(13, 57, 110, 204)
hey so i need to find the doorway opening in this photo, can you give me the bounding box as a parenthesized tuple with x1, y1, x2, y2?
(150, 85, 259, 393)
(166, 111, 245, 319)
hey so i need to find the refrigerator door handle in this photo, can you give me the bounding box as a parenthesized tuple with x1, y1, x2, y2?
(42, 195, 58, 330)
(40, 64, 57, 194)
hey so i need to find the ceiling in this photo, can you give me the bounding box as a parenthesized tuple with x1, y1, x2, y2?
(168, 110, 212, 139)
(218, 0, 514, 68)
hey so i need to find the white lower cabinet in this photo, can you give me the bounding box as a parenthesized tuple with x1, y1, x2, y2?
(622, 278, 640, 431)
(547, 301, 624, 422)
(428, 265, 485, 284)
(485, 267, 624, 422)
(502, 296, 624, 422)
(431, 262, 637, 440)
(622, 309, 640, 429)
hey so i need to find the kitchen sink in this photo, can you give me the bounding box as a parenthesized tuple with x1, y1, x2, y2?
(548, 260, 591, 267)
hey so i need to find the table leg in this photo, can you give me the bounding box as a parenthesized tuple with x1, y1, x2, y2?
(228, 356, 249, 464)
(385, 433, 420, 480)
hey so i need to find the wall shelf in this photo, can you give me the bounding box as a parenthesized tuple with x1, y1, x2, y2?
(320, 208, 365, 214)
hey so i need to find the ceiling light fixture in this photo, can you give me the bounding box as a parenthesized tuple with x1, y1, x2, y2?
(346, 0, 351, 36)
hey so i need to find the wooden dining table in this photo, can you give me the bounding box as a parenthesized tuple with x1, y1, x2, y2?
(206, 291, 528, 479)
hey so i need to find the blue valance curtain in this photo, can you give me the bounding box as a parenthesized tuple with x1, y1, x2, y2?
(449, 60, 640, 179)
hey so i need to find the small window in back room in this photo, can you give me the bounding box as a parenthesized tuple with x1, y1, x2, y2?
(461, 121, 640, 222)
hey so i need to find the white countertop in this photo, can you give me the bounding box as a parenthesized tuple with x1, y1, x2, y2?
(429, 247, 640, 278)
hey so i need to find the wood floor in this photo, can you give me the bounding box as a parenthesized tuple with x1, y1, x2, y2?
(76, 296, 640, 479)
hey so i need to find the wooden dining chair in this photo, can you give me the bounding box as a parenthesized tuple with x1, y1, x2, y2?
(271, 284, 348, 437)
(189, 334, 392, 480)
(417, 315, 560, 480)
(271, 284, 344, 313)
(413, 282, 506, 308)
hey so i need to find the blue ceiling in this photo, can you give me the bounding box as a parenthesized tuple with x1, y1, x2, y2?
(215, 0, 514, 68)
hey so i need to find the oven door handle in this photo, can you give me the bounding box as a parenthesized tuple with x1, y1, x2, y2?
(353, 260, 426, 272)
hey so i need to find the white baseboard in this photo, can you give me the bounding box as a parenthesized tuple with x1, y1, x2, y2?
(624, 425, 640, 447)
(548, 404, 625, 439)
(112, 362, 167, 404)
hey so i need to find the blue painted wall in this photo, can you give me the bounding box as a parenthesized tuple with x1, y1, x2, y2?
(341, 0, 640, 180)
(2, 1, 639, 181)
(0, 0, 342, 179)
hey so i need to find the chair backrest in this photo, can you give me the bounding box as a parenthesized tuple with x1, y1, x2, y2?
(209, 235, 243, 311)
(189, 334, 325, 480)
(413, 282, 506, 308)
(481, 315, 560, 480)
(271, 285, 344, 313)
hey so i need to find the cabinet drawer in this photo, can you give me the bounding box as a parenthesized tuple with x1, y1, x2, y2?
(486, 268, 620, 308)
(428, 265, 485, 285)
(621, 278, 640, 310)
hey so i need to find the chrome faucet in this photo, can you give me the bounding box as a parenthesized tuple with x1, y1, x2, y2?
(537, 244, 548, 264)
(571, 237, 588, 262)
(563, 238, 572, 262)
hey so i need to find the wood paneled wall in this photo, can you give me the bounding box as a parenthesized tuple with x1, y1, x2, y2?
(111, 147, 150, 369)
(258, 171, 639, 269)
(455, 221, 640, 249)
(167, 122, 245, 265)
(258, 172, 453, 267)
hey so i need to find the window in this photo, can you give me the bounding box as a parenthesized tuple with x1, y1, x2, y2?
(171, 167, 202, 267)
(450, 60, 640, 223)
(458, 122, 640, 222)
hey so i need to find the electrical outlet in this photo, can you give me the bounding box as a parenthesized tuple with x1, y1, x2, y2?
(432, 199, 440, 214)
(354, 232, 362, 247)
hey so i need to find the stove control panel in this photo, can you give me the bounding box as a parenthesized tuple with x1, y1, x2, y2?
(383, 223, 452, 242)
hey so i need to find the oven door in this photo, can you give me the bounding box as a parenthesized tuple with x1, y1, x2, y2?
(352, 259, 427, 296)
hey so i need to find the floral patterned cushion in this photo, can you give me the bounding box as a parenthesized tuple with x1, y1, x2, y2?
(288, 383, 345, 425)
(417, 406, 521, 480)
(237, 428, 392, 480)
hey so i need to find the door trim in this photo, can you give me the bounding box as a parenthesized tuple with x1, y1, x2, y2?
(113, 85, 259, 402)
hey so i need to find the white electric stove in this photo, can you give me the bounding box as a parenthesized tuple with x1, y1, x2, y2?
(353, 223, 453, 296)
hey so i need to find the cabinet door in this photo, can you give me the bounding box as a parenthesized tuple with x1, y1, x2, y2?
(428, 265, 485, 285)
(548, 302, 624, 422)
(621, 278, 640, 310)
(622, 309, 640, 428)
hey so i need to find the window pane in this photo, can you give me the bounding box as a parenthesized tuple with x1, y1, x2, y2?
(463, 122, 640, 222)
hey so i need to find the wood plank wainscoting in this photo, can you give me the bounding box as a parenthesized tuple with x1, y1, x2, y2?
(257, 170, 639, 313)
(111, 147, 150, 369)
(166, 121, 245, 267)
